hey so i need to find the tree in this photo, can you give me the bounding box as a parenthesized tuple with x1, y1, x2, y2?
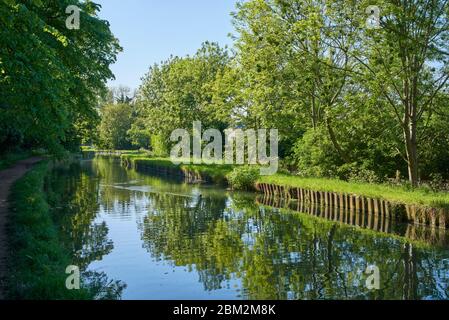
(133, 42, 230, 155)
(0, 0, 121, 154)
(356, 0, 449, 185)
(231, 0, 361, 162)
(97, 103, 133, 150)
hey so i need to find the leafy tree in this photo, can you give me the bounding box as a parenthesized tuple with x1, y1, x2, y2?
(97, 103, 133, 150)
(355, 0, 449, 185)
(134, 42, 230, 155)
(0, 0, 121, 154)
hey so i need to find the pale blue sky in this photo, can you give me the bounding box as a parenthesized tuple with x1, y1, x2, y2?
(95, 0, 238, 90)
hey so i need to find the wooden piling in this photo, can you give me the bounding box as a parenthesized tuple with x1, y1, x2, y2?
(439, 209, 446, 229)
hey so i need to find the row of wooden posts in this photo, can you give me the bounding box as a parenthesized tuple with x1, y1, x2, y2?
(256, 195, 449, 247)
(255, 183, 449, 230)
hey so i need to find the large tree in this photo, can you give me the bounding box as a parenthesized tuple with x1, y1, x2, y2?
(0, 0, 121, 154)
(356, 0, 449, 185)
(231, 0, 362, 162)
(134, 42, 230, 154)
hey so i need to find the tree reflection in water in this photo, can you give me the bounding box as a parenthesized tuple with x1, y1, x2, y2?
(140, 186, 449, 300)
(45, 161, 126, 299)
(46, 157, 449, 300)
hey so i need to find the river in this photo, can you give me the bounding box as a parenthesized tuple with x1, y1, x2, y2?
(44, 156, 449, 300)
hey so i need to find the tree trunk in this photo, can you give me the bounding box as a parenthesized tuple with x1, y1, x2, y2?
(403, 78, 419, 187)
(326, 117, 350, 163)
(404, 128, 419, 187)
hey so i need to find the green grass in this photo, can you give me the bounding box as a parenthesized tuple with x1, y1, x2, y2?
(81, 146, 143, 155)
(121, 154, 234, 183)
(7, 161, 93, 300)
(259, 174, 449, 208)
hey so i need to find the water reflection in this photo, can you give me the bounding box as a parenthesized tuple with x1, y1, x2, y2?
(45, 161, 126, 299)
(47, 157, 449, 300)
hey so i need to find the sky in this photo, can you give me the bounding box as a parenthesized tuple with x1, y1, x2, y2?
(95, 0, 238, 91)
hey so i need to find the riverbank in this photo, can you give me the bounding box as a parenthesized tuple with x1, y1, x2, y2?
(0, 151, 33, 171)
(5, 161, 94, 299)
(117, 153, 449, 209)
(0, 157, 43, 299)
(120, 154, 233, 184)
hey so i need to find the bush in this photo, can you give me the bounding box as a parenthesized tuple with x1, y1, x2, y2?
(292, 127, 342, 178)
(347, 168, 380, 184)
(226, 166, 260, 191)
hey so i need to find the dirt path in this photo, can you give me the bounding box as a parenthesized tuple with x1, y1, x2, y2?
(0, 157, 43, 299)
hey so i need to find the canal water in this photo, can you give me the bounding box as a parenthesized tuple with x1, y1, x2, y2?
(45, 156, 449, 300)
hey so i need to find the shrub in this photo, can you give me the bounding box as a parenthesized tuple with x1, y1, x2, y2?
(292, 127, 342, 178)
(226, 166, 260, 191)
(347, 168, 380, 184)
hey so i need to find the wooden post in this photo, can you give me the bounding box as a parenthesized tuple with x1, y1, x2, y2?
(411, 205, 417, 224)
(367, 199, 373, 229)
(429, 208, 437, 228)
(367, 198, 373, 214)
(384, 209, 389, 233)
(373, 199, 379, 214)
(439, 209, 446, 229)
(379, 200, 385, 232)
(373, 210, 379, 231)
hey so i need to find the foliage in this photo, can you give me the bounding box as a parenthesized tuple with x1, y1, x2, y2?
(292, 127, 342, 178)
(97, 103, 134, 150)
(0, 150, 32, 170)
(133, 42, 230, 153)
(0, 0, 121, 155)
(227, 166, 260, 191)
(111, 1, 449, 188)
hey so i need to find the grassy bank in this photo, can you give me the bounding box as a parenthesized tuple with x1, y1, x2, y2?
(118, 153, 449, 208)
(7, 161, 93, 299)
(121, 154, 234, 183)
(258, 174, 449, 208)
